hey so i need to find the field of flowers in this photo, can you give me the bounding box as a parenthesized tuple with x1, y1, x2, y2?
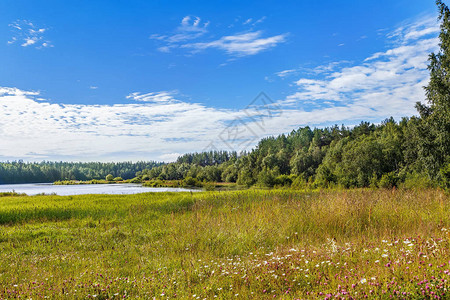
(0, 188, 449, 299)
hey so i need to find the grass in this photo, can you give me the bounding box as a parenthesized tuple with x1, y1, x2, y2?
(0, 188, 449, 299)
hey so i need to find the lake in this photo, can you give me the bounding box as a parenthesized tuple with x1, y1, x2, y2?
(0, 183, 199, 196)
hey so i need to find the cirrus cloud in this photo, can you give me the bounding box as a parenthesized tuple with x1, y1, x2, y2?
(150, 15, 287, 57)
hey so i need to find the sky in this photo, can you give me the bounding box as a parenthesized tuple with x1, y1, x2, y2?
(0, 0, 442, 162)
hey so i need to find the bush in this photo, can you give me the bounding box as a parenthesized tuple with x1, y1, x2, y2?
(113, 177, 123, 181)
(203, 182, 216, 191)
(440, 163, 450, 189)
(257, 169, 276, 187)
(129, 177, 141, 183)
(291, 175, 308, 189)
(378, 172, 399, 189)
(106, 174, 114, 181)
(274, 174, 292, 187)
(400, 172, 433, 189)
(182, 176, 202, 187)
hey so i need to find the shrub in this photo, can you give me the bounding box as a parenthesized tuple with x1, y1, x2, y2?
(440, 163, 450, 189)
(291, 175, 308, 189)
(105, 174, 114, 181)
(378, 171, 399, 189)
(113, 177, 123, 181)
(257, 169, 276, 187)
(401, 172, 433, 189)
(183, 176, 202, 187)
(129, 177, 141, 183)
(274, 174, 292, 187)
(203, 182, 216, 191)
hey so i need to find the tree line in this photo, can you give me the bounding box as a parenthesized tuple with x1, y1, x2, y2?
(0, 161, 162, 184)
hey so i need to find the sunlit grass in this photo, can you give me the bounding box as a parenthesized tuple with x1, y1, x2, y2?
(0, 189, 449, 298)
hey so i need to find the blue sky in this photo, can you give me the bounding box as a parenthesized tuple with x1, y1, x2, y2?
(0, 0, 442, 162)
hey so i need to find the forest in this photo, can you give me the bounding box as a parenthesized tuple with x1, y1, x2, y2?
(137, 116, 449, 189)
(0, 161, 162, 184)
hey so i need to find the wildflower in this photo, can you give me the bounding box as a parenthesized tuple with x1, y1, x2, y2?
(360, 278, 367, 284)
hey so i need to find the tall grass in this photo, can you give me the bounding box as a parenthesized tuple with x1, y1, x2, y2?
(0, 189, 449, 298)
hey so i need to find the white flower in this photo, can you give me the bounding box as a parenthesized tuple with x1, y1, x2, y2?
(360, 278, 367, 284)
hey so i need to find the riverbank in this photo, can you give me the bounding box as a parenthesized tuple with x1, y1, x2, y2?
(54, 179, 243, 191)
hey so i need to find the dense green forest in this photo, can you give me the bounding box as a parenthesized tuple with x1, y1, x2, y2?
(1, 1, 449, 188)
(138, 117, 448, 189)
(0, 161, 162, 184)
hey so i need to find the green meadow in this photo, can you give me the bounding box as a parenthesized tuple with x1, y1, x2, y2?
(1, 189, 449, 299)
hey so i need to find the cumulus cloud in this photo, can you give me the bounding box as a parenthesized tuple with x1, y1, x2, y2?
(0, 88, 250, 161)
(279, 16, 440, 126)
(150, 16, 287, 57)
(7, 20, 53, 48)
(0, 16, 441, 162)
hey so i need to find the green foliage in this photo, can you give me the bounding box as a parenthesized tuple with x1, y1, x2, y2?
(202, 182, 216, 191)
(378, 171, 399, 189)
(257, 168, 277, 187)
(182, 176, 202, 187)
(274, 174, 293, 187)
(113, 177, 123, 181)
(129, 177, 141, 183)
(440, 162, 450, 189)
(291, 175, 308, 189)
(0, 161, 162, 184)
(0, 192, 26, 197)
(413, 0, 450, 179)
(105, 174, 114, 181)
(400, 172, 434, 189)
(237, 168, 255, 187)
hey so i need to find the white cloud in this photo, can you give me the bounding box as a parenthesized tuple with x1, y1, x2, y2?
(0, 88, 248, 161)
(126, 91, 176, 103)
(276, 15, 440, 128)
(0, 16, 441, 162)
(7, 20, 53, 49)
(276, 69, 297, 78)
(182, 31, 287, 56)
(158, 153, 181, 162)
(150, 16, 286, 57)
(150, 15, 209, 48)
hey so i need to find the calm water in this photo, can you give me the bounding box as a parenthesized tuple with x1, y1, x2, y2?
(0, 183, 198, 196)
